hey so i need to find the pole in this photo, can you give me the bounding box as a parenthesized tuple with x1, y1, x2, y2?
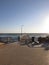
(21, 25, 24, 35)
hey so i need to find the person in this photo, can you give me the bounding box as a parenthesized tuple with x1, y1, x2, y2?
(18, 36, 20, 41)
(32, 37, 35, 42)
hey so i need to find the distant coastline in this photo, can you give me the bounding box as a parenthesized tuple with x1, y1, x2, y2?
(0, 33, 48, 35)
(0, 33, 48, 38)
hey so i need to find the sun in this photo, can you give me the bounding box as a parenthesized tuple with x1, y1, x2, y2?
(41, 16, 49, 33)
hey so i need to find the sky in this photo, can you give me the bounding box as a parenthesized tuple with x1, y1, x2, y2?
(0, 0, 49, 33)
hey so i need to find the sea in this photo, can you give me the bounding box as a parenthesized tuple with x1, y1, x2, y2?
(0, 33, 49, 42)
(0, 33, 49, 37)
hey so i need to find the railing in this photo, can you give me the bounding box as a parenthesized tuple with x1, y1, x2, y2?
(0, 37, 19, 43)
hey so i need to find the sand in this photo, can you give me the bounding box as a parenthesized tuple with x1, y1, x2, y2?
(0, 42, 49, 65)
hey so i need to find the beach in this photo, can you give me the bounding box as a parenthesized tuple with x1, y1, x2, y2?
(0, 42, 49, 65)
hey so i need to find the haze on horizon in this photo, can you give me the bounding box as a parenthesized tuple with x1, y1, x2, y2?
(0, 0, 49, 33)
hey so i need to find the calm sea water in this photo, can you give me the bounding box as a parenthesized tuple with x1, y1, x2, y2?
(0, 33, 48, 37)
(0, 33, 48, 42)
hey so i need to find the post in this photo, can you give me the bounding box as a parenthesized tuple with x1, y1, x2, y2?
(21, 25, 24, 35)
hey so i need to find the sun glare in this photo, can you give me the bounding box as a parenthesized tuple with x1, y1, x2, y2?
(41, 16, 49, 33)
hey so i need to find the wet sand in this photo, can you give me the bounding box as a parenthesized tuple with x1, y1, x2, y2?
(0, 42, 49, 65)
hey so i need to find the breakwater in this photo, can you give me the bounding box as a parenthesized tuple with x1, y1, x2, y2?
(0, 33, 48, 43)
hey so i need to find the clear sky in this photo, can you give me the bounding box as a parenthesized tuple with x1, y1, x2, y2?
(0, 0, 49, 33)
